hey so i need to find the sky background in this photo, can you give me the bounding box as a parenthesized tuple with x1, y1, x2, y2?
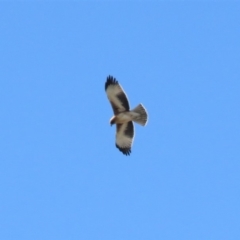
(0, 2, 240, 240)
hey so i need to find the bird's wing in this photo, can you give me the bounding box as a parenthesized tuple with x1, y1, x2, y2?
(115, 121, 134, 156)
(105, 76, 130, 115)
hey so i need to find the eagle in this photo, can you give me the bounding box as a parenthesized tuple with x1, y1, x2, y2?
(105, 75, 148, 155)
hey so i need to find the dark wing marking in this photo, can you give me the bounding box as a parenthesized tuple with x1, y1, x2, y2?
(105, 75, 130, 114)
(115, 121, 134, 156)
(105, 75, 118, 90)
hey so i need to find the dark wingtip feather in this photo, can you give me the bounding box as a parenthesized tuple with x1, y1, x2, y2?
(116, 144, 131, 156)
(105, 75, 118, 91)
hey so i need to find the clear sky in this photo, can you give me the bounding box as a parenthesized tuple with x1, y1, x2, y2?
(0, 2, 240, 240)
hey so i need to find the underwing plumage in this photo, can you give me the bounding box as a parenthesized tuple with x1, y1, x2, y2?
(105, 75, 148, 156)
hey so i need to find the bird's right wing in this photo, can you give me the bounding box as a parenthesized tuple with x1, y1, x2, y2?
(115, 121, 134, 156)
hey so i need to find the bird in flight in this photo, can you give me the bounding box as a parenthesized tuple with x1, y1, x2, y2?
(105, 75, 148, 156)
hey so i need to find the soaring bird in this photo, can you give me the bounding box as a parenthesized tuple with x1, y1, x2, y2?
(105, 75, 148, 155)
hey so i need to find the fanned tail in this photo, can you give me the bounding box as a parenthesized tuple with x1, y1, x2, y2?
(131, 104, 148, 126)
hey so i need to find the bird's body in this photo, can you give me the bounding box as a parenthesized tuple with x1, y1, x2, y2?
(105, 76, 148, 155)
(110, 111, 138, 124)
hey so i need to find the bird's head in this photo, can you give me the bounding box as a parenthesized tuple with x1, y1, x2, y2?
(110, 117, 116, 126)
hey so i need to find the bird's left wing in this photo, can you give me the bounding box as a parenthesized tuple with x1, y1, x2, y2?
(115, 121, 134, 156)
(105, 76, 130, 115)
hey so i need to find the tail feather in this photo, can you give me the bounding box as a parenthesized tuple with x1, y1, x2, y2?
(131, 104, 148, 126)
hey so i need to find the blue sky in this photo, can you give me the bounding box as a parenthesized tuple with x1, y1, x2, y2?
(0, 2, 240, 240)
